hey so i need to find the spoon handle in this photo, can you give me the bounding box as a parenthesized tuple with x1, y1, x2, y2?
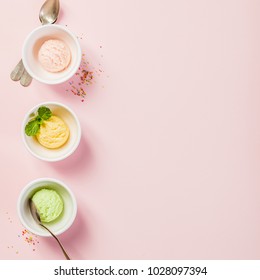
(40, 223, 71, 260)
(20, 68, 33, 87)
(10, 59, 25, 81)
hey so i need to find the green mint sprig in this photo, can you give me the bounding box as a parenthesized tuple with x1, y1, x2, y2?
(25, 106, 52, 136)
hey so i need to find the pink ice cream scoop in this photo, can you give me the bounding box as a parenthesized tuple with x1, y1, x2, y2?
(38, 39, 71, 73)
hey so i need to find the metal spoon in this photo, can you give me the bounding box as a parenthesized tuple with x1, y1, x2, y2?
(10, 59, 25, 81)
(20, 65, 33, 87)
(39, 0, 60, 25)
(29, 199, 70, 260)
(10, 0, 60, 86)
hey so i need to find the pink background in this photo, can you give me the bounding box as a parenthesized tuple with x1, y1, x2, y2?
(0, 0, 260, 259)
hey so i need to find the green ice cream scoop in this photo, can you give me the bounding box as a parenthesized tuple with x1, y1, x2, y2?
(31, 188, 63, 223)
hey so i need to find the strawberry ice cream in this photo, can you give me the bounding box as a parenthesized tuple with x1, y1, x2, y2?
(38, 39, 71, 73)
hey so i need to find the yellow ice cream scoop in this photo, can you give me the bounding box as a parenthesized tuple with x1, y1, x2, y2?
(31, 188, 63, 223)
(36, 116, 69, 149)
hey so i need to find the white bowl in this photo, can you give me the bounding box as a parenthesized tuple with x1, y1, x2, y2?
(17, 178, 77, 237)
(22, 102, 81, 162)
(22, 24, 81, 84)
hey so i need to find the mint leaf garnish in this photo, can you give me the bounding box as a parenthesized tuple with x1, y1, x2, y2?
(25, 120, 40, 136)
(36, 116, 43, 124)
(25, 106, 53, 137)
(38, 106, 52, 120)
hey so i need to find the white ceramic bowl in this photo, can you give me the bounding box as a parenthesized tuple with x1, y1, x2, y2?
(22, 102, 81, 162)
(17, 178, 77, 237)
(22, 24, 81, 84)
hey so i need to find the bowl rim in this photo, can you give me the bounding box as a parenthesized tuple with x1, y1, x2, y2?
(22, 24, 82, 85)
(17, 177, 77, 237)
(21, 101, 81, 162)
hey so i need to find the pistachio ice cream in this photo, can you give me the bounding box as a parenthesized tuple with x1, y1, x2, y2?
(31, 188, 63, 223)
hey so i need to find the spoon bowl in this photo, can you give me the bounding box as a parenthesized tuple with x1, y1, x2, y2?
(39, 0, 60, 25)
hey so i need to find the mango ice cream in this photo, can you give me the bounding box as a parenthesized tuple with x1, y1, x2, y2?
(36, 116, 69, 149)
